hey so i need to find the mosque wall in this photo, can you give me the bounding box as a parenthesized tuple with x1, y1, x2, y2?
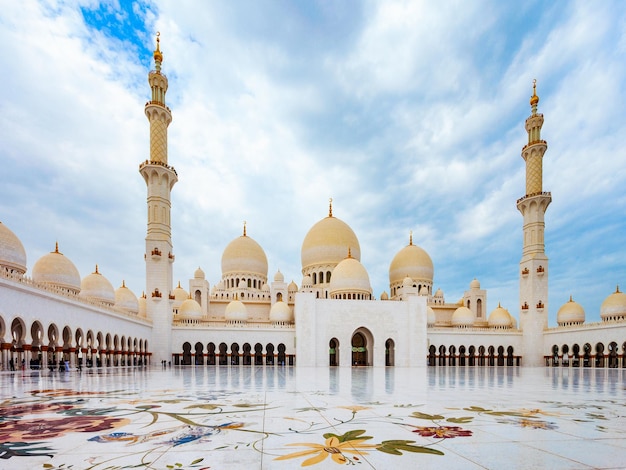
(295, 293, 427, 367)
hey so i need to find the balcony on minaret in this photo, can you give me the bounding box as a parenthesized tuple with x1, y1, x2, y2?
(168, 252, 175, 263)
(151, 248, 162, 260)
(152, 288, 162, 299)
(521, 267, 529, 277)
(536, 301, 544, 311)
(522, 302, 529, 310)
(536, 265, 544, 276)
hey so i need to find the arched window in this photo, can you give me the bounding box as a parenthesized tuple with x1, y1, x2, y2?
(477, 299, 482, 318)
(312, 272, 317, 284)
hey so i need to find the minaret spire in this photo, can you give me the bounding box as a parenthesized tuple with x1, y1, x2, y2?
(517, 79, 552, 366)
(139, 33, 178, 365)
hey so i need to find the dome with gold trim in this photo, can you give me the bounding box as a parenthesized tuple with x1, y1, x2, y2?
(488, 303, 512, 328)
(600, 286, 626, 321)
(172, 281, 189, 302)
(221, 224, 268, 280)
(328, 250, 372, 299)
(115, 281, 139, 314)
(301, 202, 360, 273)
(557, 296, 585, 326)
(32, 244, 81, 294)
(79, 265, 115, 305)
(0, 221, 27, 274)
(389, 233, 433, 290)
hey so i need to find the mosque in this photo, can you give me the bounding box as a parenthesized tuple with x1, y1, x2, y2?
(1, 37, 625, 371)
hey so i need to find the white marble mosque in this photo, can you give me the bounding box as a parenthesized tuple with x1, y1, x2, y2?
(1, 36, 625, 375)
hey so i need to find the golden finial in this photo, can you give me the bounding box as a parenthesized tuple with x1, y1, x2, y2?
(530, 78, 539, 107)
(329, 198, 333, 217)
(347, 246, 352, 258)
(409, 230, 413, 246)
(243, 221, 247, 236)
(616, 285, 621, 293)
(177, 280, 181, 288)
(569, 295, 573, 302)
(153, 31, 163, 65)
(94, 264, 99, 274)
(54, 241, 60, 254)
(122, 280, 126, 288)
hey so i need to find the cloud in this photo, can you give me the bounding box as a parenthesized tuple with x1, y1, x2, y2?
(0, 0, 624, 327)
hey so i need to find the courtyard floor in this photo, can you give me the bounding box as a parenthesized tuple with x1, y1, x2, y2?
(0, 365, 624, 469)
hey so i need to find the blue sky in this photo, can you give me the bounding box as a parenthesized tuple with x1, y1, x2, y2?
(1, 0, 625, 325)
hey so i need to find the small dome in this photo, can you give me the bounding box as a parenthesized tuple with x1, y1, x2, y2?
(180, 298, 203, 319)
(470, 278, 480, 290)
(194, 266, 205, 279)
(557, 296, 585, 325)
(419, 285, 429, 296)
(329, 253, 372, 298)
(451, 306, 475, 327)
(301, 209, 361, 272)
(288, 280, 298, 292)
(274, 270, 285, 282)
(389, 237, 433, 287)
(434, 288, 444, 298)
(261, 283, 270, 292)
(221, 227, 268, 279)
(172, 281, 188, 302)
(79, 265, 115, 305)
(427, 306, 436, 326)
(115, 281, 138, 314)
(380, 291, 389, 300)
(270, 300, 293, 323)
(302, 275, 313, 288)
(488, 303, 512, 328)
(600, 286, 626, 320)
(32, 244, 81, 293)
(225, 298, 248, 322)
(402, 276, 414, 288)
(0, 221, 27, 274)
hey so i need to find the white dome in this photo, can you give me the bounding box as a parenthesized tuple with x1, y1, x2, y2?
(600, 286, 626, 320)
(261, 283, 270, 292)
(557, 296, 585, 325)
(172, 281, 188, 302)
(180, 298, 203, 319)
(225, 298, 248, 322)
(329, 253, 372, 298)
(32, 244, 81, 294)
(301, 209, 360, 272)
(402, 276, 414, 288)
(274, 270, 284, 282)
(380, 291, 389, 300)
(488, 303, 512, 328)
(451, 306, 475, 327)
(270, 300, 293, 323)
(389, 236, 433, 286)
(288, 280, 298, 292)
(302, 275, 313, 288)
(427, 306, 436, 326)
(114, 281, 139, 314)
(221, 228, 268, 279)
(79, 266, 115, 305)
(470, 278, 481, 290)
(0, 221, 27, 274)
(194, 266, 205, 279)
(434, 288, 444, 298)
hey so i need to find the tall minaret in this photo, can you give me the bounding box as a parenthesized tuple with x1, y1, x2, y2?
(517, 80, 551, 366)
(139, 33, 177, 364)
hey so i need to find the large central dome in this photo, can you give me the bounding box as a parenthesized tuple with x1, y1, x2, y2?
(221, 227, 268, 278)
(301, 206, 360, 272)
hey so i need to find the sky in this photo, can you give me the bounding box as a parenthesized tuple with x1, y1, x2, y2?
(0, 0, 625, 326)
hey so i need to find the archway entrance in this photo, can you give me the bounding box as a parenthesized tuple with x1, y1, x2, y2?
(351, 328, 373, 366)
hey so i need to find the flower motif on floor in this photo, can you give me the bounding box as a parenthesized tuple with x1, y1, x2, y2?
(411, 425, 472, 439)
(275, 434, 378, 466)
(0, 415, 130, 442)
